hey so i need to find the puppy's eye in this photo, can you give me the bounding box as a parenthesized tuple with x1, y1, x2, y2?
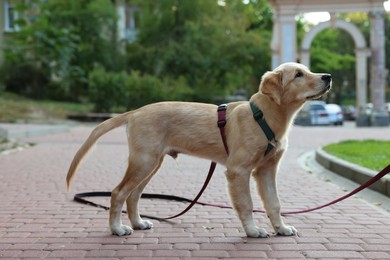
(295, 71, 303, 78)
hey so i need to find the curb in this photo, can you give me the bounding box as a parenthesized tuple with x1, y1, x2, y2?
(315, 148, 390, 197)
(67, 113, 117, 122)
(0, 124, 70, 139)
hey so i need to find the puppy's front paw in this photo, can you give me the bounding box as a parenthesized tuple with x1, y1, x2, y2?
(246, 227, 270, 238)
(276, 225, 297, 236)
(133, 220, 153, 230)
(111, 224, 134, 236)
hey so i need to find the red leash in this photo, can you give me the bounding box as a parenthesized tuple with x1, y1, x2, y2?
(192, 163, 390, 215)
(281, 163, 390, 215)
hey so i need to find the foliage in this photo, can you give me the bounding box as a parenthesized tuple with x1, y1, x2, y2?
(88, 66, 129, 112)
(88, 66, 193, 112)
(323, 140, 390, 171)
(125, 71, 194, 109)
(310, 28, 356, 104)
(1, 0, 273, 110)
(0, 0, 120, 101)
(127, 0, 272, 101)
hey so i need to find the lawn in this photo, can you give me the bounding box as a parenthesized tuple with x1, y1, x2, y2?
(323, 140, 390, 171)
(0, 92, 93, 122)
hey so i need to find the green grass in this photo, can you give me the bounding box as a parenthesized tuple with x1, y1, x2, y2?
(0, 92, 93, 122)
(323, 140, 390, 171)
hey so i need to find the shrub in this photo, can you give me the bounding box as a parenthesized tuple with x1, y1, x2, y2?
(125, 71, 194, 109)
(88, 66, 194, 112)
(88, 66, 128, 112)
(0, 62, 50, 99)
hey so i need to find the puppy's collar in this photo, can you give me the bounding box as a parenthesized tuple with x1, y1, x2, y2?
(249, 101, 277, 156)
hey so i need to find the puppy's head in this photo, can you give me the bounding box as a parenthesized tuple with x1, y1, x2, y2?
(259, 62, 332, 106)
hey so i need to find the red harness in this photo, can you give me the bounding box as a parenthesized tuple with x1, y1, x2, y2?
(217, 104, 229, 154)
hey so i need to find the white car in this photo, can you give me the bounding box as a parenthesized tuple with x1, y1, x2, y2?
(295, 101, 330, 126)
(326, 104, 344, 126)
(309, 101, 330, 125)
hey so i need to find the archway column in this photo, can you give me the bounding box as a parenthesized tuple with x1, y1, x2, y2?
(279, 14, 296, 64)
(355, 48, 370, 126)
(270, 14, 280, 69)
(271, 13, 297, 69)
(369, 10, 389, 126)
(300, 49, 310, 68)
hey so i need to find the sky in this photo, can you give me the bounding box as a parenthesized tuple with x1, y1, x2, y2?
(303, 0, 390, 24)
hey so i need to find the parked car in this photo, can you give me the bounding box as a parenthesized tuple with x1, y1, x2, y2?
(295, 101, 330, 126)
(342, 105, 356, 121)
(326, 104, 344, 125)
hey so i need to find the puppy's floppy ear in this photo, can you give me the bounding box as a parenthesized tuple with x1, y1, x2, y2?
(259, 71, 282, 105)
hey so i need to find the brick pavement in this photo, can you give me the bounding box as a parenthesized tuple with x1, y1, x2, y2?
(1, 122, 390, 259)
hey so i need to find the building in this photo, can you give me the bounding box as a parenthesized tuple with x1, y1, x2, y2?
(0, 0, 19, 65)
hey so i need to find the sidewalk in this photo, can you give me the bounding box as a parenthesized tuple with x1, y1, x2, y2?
(0, 123, 70, 139)
(1, 122, 390, 259)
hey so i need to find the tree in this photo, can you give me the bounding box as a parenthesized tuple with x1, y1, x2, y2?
(1, 0, 276, 111)
(310, 28, 355, 104)
(126, 0, 273, 102)
(0, 0, 121, 100)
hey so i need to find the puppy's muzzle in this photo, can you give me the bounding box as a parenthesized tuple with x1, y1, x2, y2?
(306, 74, 332, 100)
(321, 74, 332, 86)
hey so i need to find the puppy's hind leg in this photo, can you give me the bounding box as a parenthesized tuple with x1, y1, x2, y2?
(110, 154, 161, 236)
(126, 157, 164, 230)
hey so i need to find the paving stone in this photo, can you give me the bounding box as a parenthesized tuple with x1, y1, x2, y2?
(304, 250, 364, 258)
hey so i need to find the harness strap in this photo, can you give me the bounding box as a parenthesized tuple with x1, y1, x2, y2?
(217, 104, 229, 154)
(249, 101, 277, 155)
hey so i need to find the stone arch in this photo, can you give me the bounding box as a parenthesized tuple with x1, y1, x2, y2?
(300, 19, 367, 66)
(300, 19, 370, 119)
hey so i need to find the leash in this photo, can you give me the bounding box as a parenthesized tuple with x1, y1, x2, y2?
(72, 103, 390, 219)
(74, 163, 390, 218)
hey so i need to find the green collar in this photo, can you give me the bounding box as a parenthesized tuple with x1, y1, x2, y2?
(249, 101, 277, 156)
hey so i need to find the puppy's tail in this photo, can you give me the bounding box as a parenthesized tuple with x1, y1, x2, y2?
(66, 111, 132, 191)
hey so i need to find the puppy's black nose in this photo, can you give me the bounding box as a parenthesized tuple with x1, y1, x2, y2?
(321, 74, 332, 82)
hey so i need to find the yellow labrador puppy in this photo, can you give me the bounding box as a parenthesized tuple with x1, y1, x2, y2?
(67, 62, 331, 238)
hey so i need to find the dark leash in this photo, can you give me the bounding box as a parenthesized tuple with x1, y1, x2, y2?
(73, 103, 390, 219)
